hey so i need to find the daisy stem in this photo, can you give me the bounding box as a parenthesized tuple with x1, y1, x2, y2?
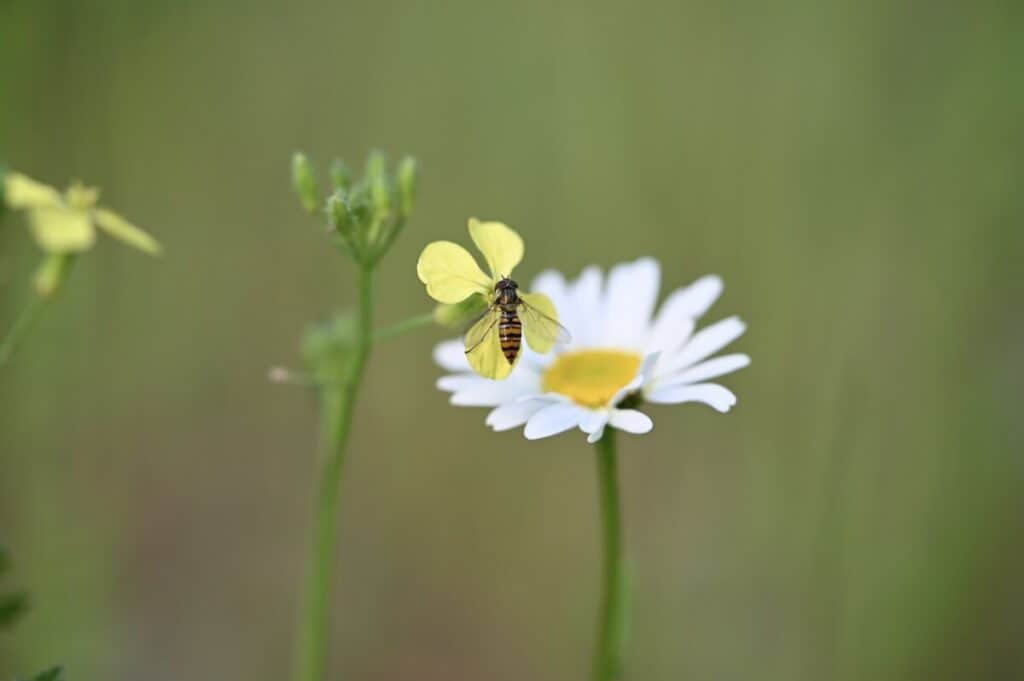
(593, 428, 627, 681)
(374, 312, 435, 343)
(293, 264, 374, 681)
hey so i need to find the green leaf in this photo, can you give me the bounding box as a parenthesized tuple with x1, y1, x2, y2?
(0, 590, 28, 628)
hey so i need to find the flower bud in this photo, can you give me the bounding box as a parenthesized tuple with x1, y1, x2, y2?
(329, 159, 351, 192)
(291, 152, 320, 214)
(33, 253, 75, 299)
(397, 156, 417, 218)
(326, 192, 355, 238)
(301, 311, 358, 379)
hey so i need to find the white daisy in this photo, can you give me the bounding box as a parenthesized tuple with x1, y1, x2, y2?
(433, 257, 750, 442)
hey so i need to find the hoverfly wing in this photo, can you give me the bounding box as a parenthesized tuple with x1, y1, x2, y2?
(463, 304, 516, 380)
(463, 304, 501, 355)
(518, 296, 572, 347)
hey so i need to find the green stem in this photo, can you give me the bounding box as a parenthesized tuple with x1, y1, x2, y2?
(0, 254, 77, 369)
(0, 294, 45, 369)
(594, 428, 627, 681)
(374, 312, 434, 343)
(293, 265, 375, 681)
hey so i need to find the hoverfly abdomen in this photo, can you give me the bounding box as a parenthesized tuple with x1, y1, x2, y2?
(498, 308, 522, 364)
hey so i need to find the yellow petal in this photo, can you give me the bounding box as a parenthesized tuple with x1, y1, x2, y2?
(4, 173, 63, 210)
(416, 240, 491, 304)
(27, 207, 95, 253)
(94, 207, 162, 255)
(468, 218, 523, 279)
(466, 326, 516, 380)
(433, 292, 490, 329)
(519, 291, 561, 354)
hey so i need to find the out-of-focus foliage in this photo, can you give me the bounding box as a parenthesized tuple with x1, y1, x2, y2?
(0, 546, 28, 630)
(1, 1, 1021, 681)
(20, 667, 64, 681)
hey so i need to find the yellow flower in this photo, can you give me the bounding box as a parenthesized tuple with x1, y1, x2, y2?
(3, 172, 161, 255)
(417, 219, 562, 380)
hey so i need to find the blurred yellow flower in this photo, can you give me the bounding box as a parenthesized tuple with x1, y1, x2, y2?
(3, 172, 161, 255)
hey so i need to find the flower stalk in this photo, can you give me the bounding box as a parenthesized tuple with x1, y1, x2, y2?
(0, 293, 45, 369)
(288, 151, 422, 681)
(0, 254, 78, 369)
(374, 312, 435, 343)
(594, 427, 627, 681)
(293, 265, 374, 681)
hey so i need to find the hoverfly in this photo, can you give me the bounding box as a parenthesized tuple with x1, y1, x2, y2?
(463, 277, 571, 379)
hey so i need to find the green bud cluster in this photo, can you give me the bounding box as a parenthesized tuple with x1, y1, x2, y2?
(300, 311, 359, 381)
(291, 150, 418, 266)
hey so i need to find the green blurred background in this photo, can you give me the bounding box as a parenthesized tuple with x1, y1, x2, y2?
(1, 1, 1022, 679)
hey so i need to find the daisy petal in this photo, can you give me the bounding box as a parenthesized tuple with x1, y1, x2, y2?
(531, 270, 569, 310)
(646, 275, 722, 353)
(580, 409, 611, 444)
(468, 218, 523, 279)
(568, 265, 603, 348)
(524, 402, 585, 440)
(664, 275, 723, 318)
(603, 258, 660, 349)
(660, 316, 746, 374)
(433, 340, 471, 372)
(440, 374, 527, 407)
(609, 409, 654, 434)
(638, 351, 662, 382)
(646, 382, 738, 412)
(578, 410, 608, 435)
(436, 374, 485, 393)
(658, 354, 750, 387)
(531, 270, 575, 336)
(417, 240, 491, 304)
(486, 399, 549, 431)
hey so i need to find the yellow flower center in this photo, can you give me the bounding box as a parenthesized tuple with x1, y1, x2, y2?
(65, 182, 100, 211)
(542, 349, 643, 408)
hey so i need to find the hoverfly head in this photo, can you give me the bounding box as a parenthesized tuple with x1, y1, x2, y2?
(494, 277, 518, 292)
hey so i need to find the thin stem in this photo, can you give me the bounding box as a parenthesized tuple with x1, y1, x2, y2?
(292, 265, 374, 681)
(1, 253, 78, 368)
(374, 312, 434, 343)
(593, 428, 627, 681)
(0, 294, 45, 369)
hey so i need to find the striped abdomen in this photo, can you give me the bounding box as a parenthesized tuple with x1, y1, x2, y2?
(499, 308, 522, 364)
